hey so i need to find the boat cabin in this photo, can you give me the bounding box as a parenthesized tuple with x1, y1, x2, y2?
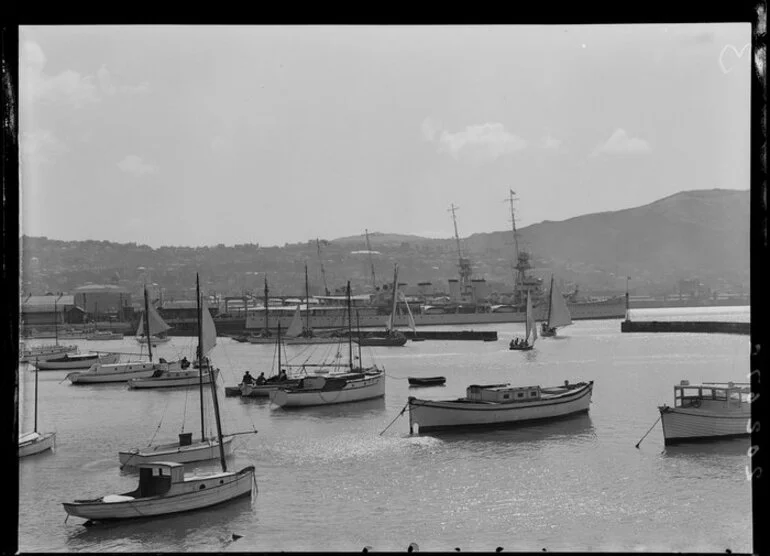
(466, 384, 542, 403)
(673, 380, 750, 409)
(129, 462, 185, 497)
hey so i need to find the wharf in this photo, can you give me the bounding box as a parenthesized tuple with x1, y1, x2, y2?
(620, 320, 750, 335)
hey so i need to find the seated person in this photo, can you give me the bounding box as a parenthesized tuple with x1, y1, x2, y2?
(278, 369, 288, 382)
(242, 371, 254, 385)
(255, 372, 267, 385)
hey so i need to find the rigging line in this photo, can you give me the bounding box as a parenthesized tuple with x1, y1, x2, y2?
(379, 402, 409, 436)
(181, 377, 191, 433)
(384, 372, 410, 380)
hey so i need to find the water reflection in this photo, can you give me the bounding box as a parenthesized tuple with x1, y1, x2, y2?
(661, 436, 751, 458)
(414, 412, 595, 444)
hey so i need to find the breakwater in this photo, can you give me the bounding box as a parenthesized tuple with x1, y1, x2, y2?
(620, 320, 750, 335)
(403, 330, 498, 341)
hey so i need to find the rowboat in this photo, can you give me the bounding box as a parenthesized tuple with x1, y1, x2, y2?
(408, 380, 593, 432)
(408, 376, 446, 387)
(658, 380, 751, 445)
(35, 352, 120, 371)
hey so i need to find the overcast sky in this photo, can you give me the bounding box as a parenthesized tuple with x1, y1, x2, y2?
(19, 24, 751, 248)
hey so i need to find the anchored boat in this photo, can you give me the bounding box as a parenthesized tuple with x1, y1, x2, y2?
(408, 380, 593, 432)
(35, 352, 119, 371)
(658, 380, 751, 445)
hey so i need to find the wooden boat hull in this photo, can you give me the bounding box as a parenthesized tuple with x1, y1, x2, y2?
(658, 405, 751, 445)
(128, 369, 218, 389)
(19, 432, 56, 457)
(241, 380, 302, 397)
(20, 345, 78, 363)
(225, 385, 243, 397)
(408, 381, 593, 432)
(62, 466, 255, 522)
(408, 377, 447, 387)
(269, 372, 385, 407)
(68, 361, 177, 384)
(118, 436, 234, 467)
(509, 344, 534, 351)
(354, 336, 408, 347)
(36, 352, 120, 370)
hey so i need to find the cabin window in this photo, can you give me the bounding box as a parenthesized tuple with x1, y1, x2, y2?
(701, 388, 714, 399)
(715, 390, 727, 401)
(530, 392, 537, 397)
(503, 394, 510, 399)
(220, 480, 224, 484)
(199, 484, 206, 490)
(517, 392, 524, 398)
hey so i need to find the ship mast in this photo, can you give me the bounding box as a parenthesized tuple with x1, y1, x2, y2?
(263, 276, 269, 335)
(316, 238, 330, 296)
(448, 203, 473, 301)
(365, 229, 377, 291)
(505, 189, 532, 305)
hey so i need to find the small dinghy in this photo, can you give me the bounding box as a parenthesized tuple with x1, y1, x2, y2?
(408, 376, 446, 387)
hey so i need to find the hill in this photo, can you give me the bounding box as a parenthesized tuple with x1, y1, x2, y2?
(20, 189, 750, 301)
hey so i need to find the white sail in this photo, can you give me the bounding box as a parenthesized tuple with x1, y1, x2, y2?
(525, 292, 537, 345)
(400, 292, 417, 332)
(137, 303, 172, 337)
(548, 279, 573, 329)
(285, 306, 303, 338)
(200, 295, 217, 357)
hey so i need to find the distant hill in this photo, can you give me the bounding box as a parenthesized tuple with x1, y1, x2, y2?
(19, 189, 750, 300)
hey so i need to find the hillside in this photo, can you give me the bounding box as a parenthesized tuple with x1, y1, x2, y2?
(19, 189, 750, 301)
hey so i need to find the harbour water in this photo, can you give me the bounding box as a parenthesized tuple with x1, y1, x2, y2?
(17, 306, 752, 552)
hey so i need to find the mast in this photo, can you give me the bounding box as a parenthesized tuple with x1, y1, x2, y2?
(277, 322, 282, 378)
(34, 364, 39, 433)
(547, 275, 554, 327)
(356, 309, 362, 366)
(388, 263, 399, 331)
(197, 275, 205, 442)
(143, 286, 153, 363)
(346, 281, 353, 372)
(53, 294, 60, 346)
(304, 263, 310, 335)
(365, 229, 377, 290)
(625, 276, 630, 321)
(316, 238, 330, 296)
(200, 273, 227, 472)
(263, 276, 269, 335)
(506, 189, 531, 305)
(448, 203, 473, 300)
(94, 302, 98, 332)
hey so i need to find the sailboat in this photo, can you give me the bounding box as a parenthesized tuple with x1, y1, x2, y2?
(19, 365, 56, 457)
(119, 276, 239, 465)
(540, 275, 573, 337)
(63, 274, 256, 524)
(135, 302, 171, 345)
(68, 287, 181, 384)
(282, 263, 340, 345)
(240, 323, 301, 398)
(268, 281, 386, 408)
(19, 294, 78, 363)
(509, 292, 537, 351)
(355, 264, 407, 347)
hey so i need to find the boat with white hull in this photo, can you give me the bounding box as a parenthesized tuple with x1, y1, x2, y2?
(658, 380, 751, 445)
(408, 380, 594, 432)
(36, 352, 120, 370)
(128, 368, 219, 389)
(19, 367, 56, 458)
(20, 344, 78, 363)
(62, 461, 254, 522)
(68, 360, 180, 384)
(119, 435, 235, 467)
(269, 370, 385, 408)
(86, 330, 124, 341)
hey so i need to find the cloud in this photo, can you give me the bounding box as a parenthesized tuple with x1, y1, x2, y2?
(539, 135, 562, 149)
(21, 129, 66, 165)
(117, 155, 158, 176)
(591, 129, 650, 156)
(21, 42, 148, 108)
(421, 118, 527, 163)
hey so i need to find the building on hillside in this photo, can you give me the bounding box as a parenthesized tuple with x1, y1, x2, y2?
(73, 284, 132, 320)
(21, 294, 86, 326)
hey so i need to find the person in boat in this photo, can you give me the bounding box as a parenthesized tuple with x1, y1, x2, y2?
(242, 371, 254, 385)
(278, 369, 288, 382)
(181, 357, 190, 369)
(255, 372, 266, 385)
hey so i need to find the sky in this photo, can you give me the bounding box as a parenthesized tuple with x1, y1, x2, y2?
(19, 24, 752, 248)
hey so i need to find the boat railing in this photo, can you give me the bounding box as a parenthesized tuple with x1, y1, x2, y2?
(673, 384, 750, 407)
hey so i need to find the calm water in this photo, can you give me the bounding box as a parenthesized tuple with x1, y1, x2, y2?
(18, 307, 753, 552)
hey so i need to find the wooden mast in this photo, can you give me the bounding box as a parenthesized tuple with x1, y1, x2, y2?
(547, 275, 554, 328)
(197, 274, 205, 442)
(347, 281, 353, 372)
(304, 263, 310, 336)
(263, 276, 269, 335)
(143, 286, 153, 363)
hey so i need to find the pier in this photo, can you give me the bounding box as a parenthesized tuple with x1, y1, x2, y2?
(620, 320, 750, 335)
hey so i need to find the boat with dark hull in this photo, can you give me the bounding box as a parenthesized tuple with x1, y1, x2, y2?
(408, 376, 446, 387)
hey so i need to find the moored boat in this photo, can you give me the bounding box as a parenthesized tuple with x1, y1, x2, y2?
(408, 380, 593, 432)
(408, 376, 446, 387)
(20, 343, 79, 363)
(658, 380, 751, 445)
(85, 330, 124, 341)
(127, 367, 219, 389)
(67, 360, 180, 384)
(35, 352, 120, 371)
(540, 274, 573, 337)
(19, 366, 56, 458)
